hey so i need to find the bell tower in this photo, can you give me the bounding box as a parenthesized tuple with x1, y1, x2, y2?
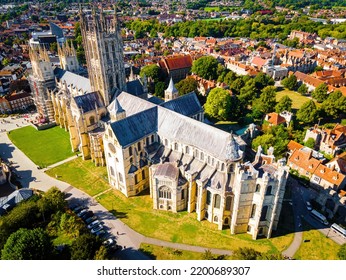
(79, 5, 127, 106)
(58, 41, 80, 73)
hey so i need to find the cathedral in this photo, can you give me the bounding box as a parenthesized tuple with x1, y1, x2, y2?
(27, 7, 289, 239)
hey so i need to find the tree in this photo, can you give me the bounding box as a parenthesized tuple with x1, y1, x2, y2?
(204, 88, 232, 121)
(70, 234, 101, 260)
(338, 244, 346, 260)
(321, 90, 346, 119)
(281, 74, 297, 90)
(154, 81, 166, 98)
(223, 70, 237, 86)
(191, 56, 219, 80)
(297, 83, 308, 95)
(175, 77, 198, 96)
(37, 187, 67, 219)
(275, 95, 292, 113)
(296, 100, 318, 124)
(1, 228, 54, 260)
(253, 86, 277, 115)
(304, 137, 315, 149)
(312, 83, 328, 103)
(49, 42, 58, 53)
(254, 72, 274, 91)
(239, 79, 257, 107)
(94, 245, 109, 260)
(231, 247, 261, 260)
(230, 78, 244, 95)
(2, 57, 10, 66)
(140, 64, 160, 82)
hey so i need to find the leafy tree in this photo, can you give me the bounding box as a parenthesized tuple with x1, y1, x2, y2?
(231, 247, 261, 260)
(175, 77, 198, 96)
(296, 100, 318, 124)
(230, 78, 244, 95)
(2, 57, 10, 66)
(37, 187, 67, 219)
(140, 64, 160, 82)
(281, 74, 297, 90)
(321, 90, 346, 119)
(312, 83, 328, 103)
(297, 83, 308, 96)
(49, 42, 58, 53)
(191, 56, 219, 80)
(239, 79, 257, 107)
(94, 245, 109, 260)
(253, 86, 277, 115)
(154, 81, 166, 98)
(70, 234, 101, 260)
(223, 70, 237, 86)
(275, 95, 292, 113)
(304, 138, 315, 149)
(338, 243, 346, 260)
(254, 72, 274, 91)
(314, 65, 324, 72)
(204, 88, 232, 121)
(1, 228, 54, 260)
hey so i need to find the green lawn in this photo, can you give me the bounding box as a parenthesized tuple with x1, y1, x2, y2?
(47, 158, 293, 254)
(45, 158, 110, 197)
(140, 243, 230, 260)
(204, 7, 220, 12)
(8, 126, 74, 167)
(294, 219, 340, 260)
(276, 89, 312, 110)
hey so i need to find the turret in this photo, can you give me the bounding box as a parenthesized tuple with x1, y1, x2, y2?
(164, 77, 179, 102)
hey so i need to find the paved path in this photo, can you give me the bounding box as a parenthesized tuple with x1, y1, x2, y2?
(0, 116, 232, 259)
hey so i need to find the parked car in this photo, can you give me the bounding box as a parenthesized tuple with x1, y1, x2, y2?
(103, 238, 115, 248)
(72, 205, 87, 214)
(77, 209, 89, 217)
(306, 201, 312, 211)
(81, 211, 94, 221)
(91, 224, 104, 234)
(94, 229, 107, 237)
(85, 216, 97, 225)
(87, 220, 101, 229)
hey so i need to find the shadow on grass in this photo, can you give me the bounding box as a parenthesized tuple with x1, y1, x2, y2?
(138, 248, 157, 260)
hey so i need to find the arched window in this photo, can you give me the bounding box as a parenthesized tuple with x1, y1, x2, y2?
(200, 152, 204, 161)
(138, 141, 141, 151)
(250, 204, 256, 218)
(221, 163, 225, 172)
(109, 166, 115, 176)
(159, 186, 172, 199)
(266, 185, 272, 196)
(118, 172, 123, 183)
(129, 146, 132, 156)
(214, 216, 218, 222)
(142, 169, 146, 180)
(224, 218, 229, 224)
(226, 196, 232, 210)
(214, 194, 221, 209)
(206, 191, 212, 205)
(109, 75, 114, 90)
(186, 146, 190, 154)
(255, 184, 261, 192)
(151, 135, 154, 143)
(260, 205, 268, 221)
(164, 139, 168, 146)
(174, 143, 178, 151)
(89, 116, 95, 125)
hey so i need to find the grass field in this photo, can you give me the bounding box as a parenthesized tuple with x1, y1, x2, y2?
(8, 126, 74, 167)
(294, 219, 340, 260)
(139, 243, 230, 260)
(204, 7, 220, 12)
(276, 89, 312, 110)
(47, 158, 293, 254)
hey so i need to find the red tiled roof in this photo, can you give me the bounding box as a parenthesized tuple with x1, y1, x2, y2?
(251, 56, 266, 68)
(266, 112, 286, 126)
(287, 140, 304, 152)
(160, 55, 193, 71)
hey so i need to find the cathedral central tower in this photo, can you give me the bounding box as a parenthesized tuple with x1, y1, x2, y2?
(80, 6, 127, 106)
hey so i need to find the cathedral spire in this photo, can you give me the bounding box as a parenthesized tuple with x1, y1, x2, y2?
(164, 77, 179, 102)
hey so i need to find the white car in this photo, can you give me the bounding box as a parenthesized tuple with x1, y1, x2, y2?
(87, 220, 101, 229)
(306, 201, 312, 211)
